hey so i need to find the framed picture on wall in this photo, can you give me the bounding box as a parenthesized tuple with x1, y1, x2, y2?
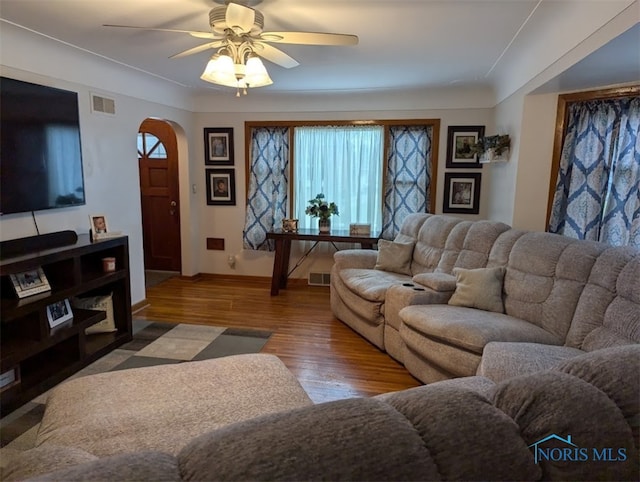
(204, 127, 234, 165)
(443, 172, 481, 214)
(206, 168, 236, 206)
(446, 125, 485, 168)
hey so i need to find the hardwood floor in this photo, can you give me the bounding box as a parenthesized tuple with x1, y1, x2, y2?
(134, 275, 421, 403)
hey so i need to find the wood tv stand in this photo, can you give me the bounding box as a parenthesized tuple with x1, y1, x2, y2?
(0, 234, 132, 415)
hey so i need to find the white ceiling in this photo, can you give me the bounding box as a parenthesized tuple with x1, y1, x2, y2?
(1, 0, 637, 96)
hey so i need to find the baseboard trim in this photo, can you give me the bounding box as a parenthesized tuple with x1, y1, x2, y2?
(131, 299, 149, 314)
(182, 273, 310, 287)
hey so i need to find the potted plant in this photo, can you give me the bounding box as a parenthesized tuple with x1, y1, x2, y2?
(305, 193, 339, 233)
(471, 134, 511, 162)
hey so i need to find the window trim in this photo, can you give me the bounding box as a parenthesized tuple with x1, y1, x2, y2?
(546, 85, 640, 230)
(244, 118, 440, 215)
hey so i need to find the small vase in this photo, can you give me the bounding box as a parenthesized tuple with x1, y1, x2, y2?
(483, 148, 496, 162)
(319, 218, 331, 233)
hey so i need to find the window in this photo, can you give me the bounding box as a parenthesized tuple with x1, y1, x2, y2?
(293, 125, 384, 232)
(137, 133, 167, 159)
(243, 119, 439, 250)
(547, 86, 640, 248)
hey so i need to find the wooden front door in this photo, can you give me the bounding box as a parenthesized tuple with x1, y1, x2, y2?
(138, 119, 181, 271)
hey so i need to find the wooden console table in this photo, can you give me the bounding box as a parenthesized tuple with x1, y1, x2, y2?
(266, 229, 379, 295)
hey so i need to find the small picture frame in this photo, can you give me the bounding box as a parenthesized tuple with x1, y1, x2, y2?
(46, 299, 73, 329)
(10, 268, 51, 299)
(206, 168, 236, 206)
(443, 172, 482, 214)
(204, 127, 234, 165)
(446, 125, 485, 168)
(282, 219, 299, 232)
(90, 214, 109, 239)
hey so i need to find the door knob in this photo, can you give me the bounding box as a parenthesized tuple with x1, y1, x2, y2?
(170, 200, 177, 207)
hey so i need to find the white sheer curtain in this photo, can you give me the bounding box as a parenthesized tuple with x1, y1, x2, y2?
(293, 125, 384, 232)
(46, 124, 83, 205)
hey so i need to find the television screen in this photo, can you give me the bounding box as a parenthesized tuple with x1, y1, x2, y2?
(1, 77, 86, 215)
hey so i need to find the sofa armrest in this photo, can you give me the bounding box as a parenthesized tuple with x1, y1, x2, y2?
(412, 272, 457, 292)
(333, 249, 378, 270)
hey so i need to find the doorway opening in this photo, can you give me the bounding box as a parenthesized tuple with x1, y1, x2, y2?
(138, 118, 181, 287)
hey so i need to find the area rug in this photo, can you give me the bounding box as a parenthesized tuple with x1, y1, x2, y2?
(0, 320, 271, 468)
(145, 270, 179, 288)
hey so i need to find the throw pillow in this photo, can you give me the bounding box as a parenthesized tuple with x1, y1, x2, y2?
(374, 239, 415, 276)
(72, 293, 116, 334)
(448, 267, 506, 313)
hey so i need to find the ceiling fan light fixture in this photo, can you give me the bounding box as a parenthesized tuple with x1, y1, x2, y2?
(200, 53, 237, 86)
(201, 47, 271, 93)
(245, 55, 272, 87)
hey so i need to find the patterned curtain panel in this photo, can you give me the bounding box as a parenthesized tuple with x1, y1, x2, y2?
(549, 97, 640, 248)
(243, 127, 290, 251)
(381, 125, 432, 240)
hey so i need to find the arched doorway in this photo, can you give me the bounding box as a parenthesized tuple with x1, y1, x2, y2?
(138, 119, 182, 275)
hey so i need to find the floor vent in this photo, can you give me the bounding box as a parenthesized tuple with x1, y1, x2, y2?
(308, 272, 331, 286)
(91, 94, 116, 115)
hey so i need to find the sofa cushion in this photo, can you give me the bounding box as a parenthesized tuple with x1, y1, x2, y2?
(375, 380, 540, 481)
(448, 266, 505, 313)
(29, 451, 181, 482)
(412, 215, 466, 274)
(491, 370, 639, 481)
(555, 345, 640, 439)
(340, 268, 409, 303)
(503, 232, 606, 341)
(179, 398, 442, 482)
(36, 354, 312, 457)
(565, 249, 640, 351)
(374, 239, 415, 275)
(2, 445, 98, 482)
(476, 342, 585, 382)
(400, 305, 562, 355)
(439, 220, 511, 273)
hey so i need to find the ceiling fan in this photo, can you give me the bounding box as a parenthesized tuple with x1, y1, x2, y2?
(104, 1, 358, 92)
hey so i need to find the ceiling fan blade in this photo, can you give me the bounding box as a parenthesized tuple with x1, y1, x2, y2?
(260, 31, 358, 46)
(170, 41, 225, 59)
(225, 3, 256, 33)
(252, 42, 299, 69)
(103, 24, 215, 40)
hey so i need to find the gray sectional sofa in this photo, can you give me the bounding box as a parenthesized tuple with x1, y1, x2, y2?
(6, 346, 640, 481)
(330, 213, 640, 383)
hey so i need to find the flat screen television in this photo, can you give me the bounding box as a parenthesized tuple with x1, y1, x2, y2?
(1, 77, 86, 215)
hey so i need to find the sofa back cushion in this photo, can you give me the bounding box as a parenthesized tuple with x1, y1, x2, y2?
(393, 212, 431, 245)
(503, 232, 607, 341)
(491, 364, 638, 481)
(565, 248, 640, 351)
(447, 220, 512, 272)
(411, 215, 467, 274)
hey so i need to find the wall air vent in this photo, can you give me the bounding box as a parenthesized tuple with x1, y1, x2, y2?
(90, 93, 115, 115)
(308, 272, 331, 286)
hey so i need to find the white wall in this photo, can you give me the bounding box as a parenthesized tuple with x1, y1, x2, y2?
(0, 25, 195, 305)
(193, 106, 494, 279)
(491, 0, 637, 103)
(488, 3, 638, 229)
(484, 89, 558, 230)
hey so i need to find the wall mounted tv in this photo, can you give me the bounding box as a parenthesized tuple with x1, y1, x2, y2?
(1, 77, 86, 215)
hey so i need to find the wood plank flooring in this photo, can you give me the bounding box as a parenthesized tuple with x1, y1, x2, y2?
(134, 275, 421, 403)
